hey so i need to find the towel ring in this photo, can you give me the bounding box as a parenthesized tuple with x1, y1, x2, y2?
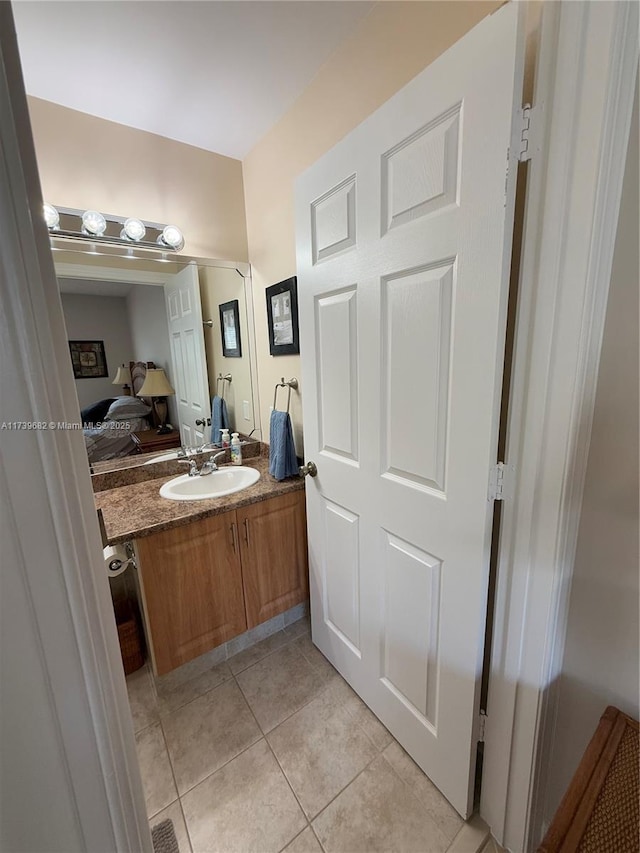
(216, 373, 232, 400)
(273, 377, 298, 414)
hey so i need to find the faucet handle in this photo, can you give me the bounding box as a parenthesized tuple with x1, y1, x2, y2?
(178, 459, 198, 475)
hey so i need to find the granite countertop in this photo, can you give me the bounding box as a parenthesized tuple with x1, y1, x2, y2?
(95, 456, 304, 545)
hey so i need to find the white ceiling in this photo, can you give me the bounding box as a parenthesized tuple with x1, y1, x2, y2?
(12, 1, 373, 160)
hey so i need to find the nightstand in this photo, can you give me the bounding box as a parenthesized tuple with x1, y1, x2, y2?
(131, 429, 181, 455)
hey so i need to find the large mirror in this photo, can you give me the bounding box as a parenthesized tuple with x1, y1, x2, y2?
(52, 239, 261, 471)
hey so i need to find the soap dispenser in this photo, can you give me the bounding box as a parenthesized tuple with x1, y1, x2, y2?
(230, 432, 242, 465)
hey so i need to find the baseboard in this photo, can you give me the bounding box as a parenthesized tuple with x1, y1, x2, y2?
(447, 815, 492, 853)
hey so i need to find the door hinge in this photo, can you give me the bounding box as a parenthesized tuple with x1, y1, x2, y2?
(488, 462, 514, 502)
(518, 104, 538, 162)
(478, 710, 487, 743)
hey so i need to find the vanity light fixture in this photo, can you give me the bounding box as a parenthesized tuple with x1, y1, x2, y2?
(81, 209, 107, 236)
(45, 206, 186, 253)
(157, 225, 185, 252)
(43, 202, 60, 230)
(121, 217, 146, 242)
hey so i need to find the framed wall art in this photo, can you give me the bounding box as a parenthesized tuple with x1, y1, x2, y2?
(219, 299, 242, 358)
(69, 340, 108, 379)
(266, 276, 299, 356)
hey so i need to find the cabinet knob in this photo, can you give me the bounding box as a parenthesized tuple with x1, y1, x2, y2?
(299, 461, 317, 478)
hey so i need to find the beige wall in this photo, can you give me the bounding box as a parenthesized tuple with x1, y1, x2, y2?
(242, 0, 501, 451)
(60, 292, 133, 410)
(28, 96, 248, 261)
(199, 265, 255, 436)
(543, 78, 639, 826)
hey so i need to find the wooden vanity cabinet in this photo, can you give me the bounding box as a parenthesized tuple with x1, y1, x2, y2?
(135, 512, 246, 675)
(135, 490, 308, 675)
(237, 491, 308, 629)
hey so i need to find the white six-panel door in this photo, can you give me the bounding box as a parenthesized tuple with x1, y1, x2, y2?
(295, 3, 524, 817)
(165, 263, 210, 447)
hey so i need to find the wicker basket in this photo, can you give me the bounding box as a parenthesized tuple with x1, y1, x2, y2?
(114, 599, 144, 675)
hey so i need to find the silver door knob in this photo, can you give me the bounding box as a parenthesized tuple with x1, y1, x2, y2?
(195, 417, 209, 427)
(299, 461, 317, 478)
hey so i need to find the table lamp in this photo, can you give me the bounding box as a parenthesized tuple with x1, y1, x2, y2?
(137, 368, 175, 434)
(112, 364, 132, 396)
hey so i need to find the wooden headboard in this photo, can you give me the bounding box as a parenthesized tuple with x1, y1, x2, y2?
(129, 361, 155, 397)
(129, 361, 159, 426)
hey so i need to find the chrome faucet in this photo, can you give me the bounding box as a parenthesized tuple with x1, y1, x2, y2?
(199, 451, 227, 476)
(178, 450, 227, 477)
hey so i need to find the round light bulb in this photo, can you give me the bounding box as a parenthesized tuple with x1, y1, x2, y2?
(121, 217, 146, 241)
(43, 202, 59, 230)
(81, 209, 107, 236)
(157, 224, 184, 251)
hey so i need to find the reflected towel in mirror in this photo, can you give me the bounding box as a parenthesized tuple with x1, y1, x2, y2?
(211, 395, 229, 444)
(269, 410, 298, 481)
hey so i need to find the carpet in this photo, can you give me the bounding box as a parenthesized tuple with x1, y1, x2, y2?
(151, 818, 180, 853)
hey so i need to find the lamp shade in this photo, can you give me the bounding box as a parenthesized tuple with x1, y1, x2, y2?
(137, 368, 175, 397)
(112, 365, 132, 386)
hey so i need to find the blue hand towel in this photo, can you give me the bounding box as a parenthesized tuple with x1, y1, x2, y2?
(269, 410, 299, 481)
(210, 395, 229, 445)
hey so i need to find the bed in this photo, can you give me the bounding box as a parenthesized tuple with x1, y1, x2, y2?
(82, 361, 156, 463)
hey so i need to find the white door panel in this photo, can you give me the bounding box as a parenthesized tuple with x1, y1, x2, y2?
(165, 264, 209, 446)
(296, 3, 523, 817)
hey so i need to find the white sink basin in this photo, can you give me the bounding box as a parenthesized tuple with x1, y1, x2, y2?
(159, 466, 260, 501)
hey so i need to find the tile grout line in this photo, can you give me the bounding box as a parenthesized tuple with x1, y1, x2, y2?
(308, 749, 382, 830)
(170, 730, 264, 802)
(147, 617, 309, 723)
(260, 674, 390, 835)
(156, 717, 182, 815)
(176, 798, 194, 853)
(155, 709, 198, 852)
(154, 667, 235, 721)
(231, 628, 399, 828)
(229, 620, 309, 675)
(234, 643, 338, 736)
(234, 669, 313, 847)
(378, 749, 460, 851)
(309, 821, 327, 853)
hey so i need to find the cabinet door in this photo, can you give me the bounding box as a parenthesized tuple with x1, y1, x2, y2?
(238, 491, 309, 629)
(136, 511, 245, 675)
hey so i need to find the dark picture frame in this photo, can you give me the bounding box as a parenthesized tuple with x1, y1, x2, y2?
(266, 276, 299, 356)
(218, 299, 242, 358)
(69, 340, 108, 379)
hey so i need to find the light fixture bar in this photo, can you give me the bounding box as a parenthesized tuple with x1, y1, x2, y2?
(53, 205, 168, 231)
(50, 228, 172, 251)
(45, 206, 184, 252)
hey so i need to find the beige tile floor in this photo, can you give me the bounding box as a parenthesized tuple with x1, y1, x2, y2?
(128, 615, 469, 853)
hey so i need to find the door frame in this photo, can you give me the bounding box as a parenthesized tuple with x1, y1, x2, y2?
(0, 6, 151, 850)
(481, 2, 638, 850)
